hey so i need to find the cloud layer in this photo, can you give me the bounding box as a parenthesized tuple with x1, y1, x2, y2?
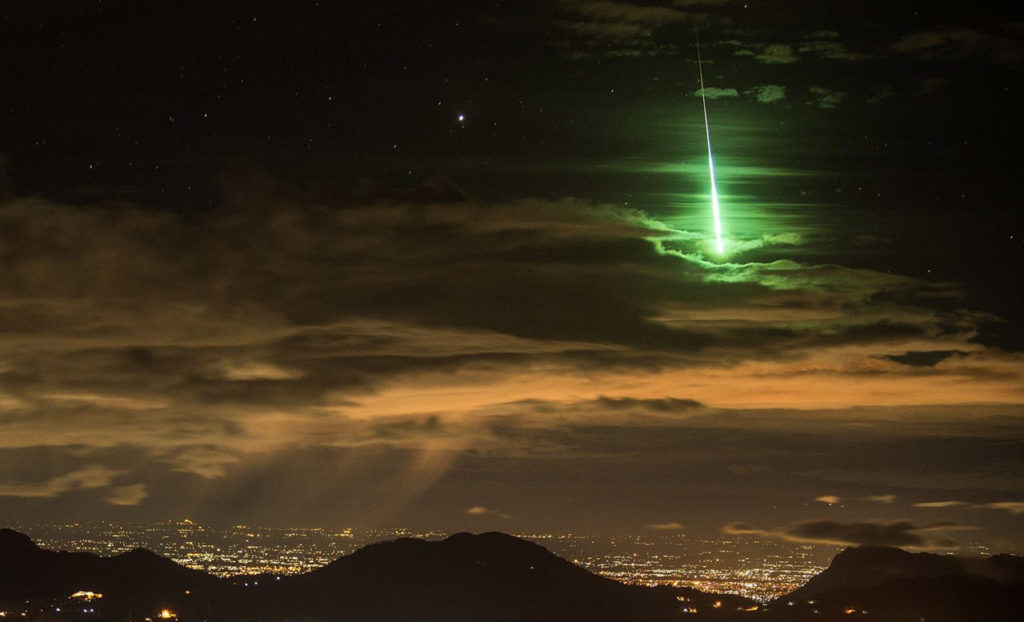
(0, 166, 1021, 532)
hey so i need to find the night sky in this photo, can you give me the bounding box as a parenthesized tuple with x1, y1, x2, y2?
(2, 1, 1023, 552)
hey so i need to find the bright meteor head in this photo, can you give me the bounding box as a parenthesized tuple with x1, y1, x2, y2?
(708, 154, 724, 255)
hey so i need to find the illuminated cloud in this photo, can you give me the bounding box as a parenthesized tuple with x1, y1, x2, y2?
(466, 506, 510, 519)
(42, 393, 169, 410)
(746, 84, 786, 103)
(209, 361, 306, 382)
(914, 500, 967, 509)
(0, 465, 122, 498)
(647, 522, 684, 530)
(815, 495, 841, 505)
(694, 87, 739, 99)
(107, 484, 149, 506)
(981, 502, 1024, 514)
(865, 494, 896, 503)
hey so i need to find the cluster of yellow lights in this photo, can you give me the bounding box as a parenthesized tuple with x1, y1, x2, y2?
(158, 609, 177, 619)
(70, 591, 103, 601)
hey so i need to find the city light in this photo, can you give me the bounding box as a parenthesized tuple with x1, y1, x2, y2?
(70, 591, 102, 601)
(15, 520, 840, 601)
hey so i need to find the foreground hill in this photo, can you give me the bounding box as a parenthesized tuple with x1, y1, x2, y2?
(760, 546, 1024, 622)
(787, 545, 1024, 600)
(257, 531, 691, 621)
(0, 528, 230, 616)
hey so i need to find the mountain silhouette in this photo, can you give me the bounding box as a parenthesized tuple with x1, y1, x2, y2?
(0, 528, 230, 617)
(763, 545, 1024, 622)
(4, 529, 1024, 621)
(257, 531, 690, 621)
(785, 545, 1024, 600)
(0, 529, 688, 621)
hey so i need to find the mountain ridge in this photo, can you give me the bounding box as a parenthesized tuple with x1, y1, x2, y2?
(0, 528, 703, 621)
(3, 528, 1024, 621)
(785, 544, 1024, 600)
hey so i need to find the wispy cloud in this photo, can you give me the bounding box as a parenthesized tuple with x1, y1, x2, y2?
(0, 465, 122, 499)
(647, 521, 685, 530)
(865, 494, 896, 504)
(980, 501, 1024, 514)
(914, 500, 968, 509)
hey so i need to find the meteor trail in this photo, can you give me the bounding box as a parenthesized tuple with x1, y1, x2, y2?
(696, 33, 725, 255)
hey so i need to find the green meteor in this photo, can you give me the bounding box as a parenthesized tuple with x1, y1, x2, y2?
(696, 33, 725, 254)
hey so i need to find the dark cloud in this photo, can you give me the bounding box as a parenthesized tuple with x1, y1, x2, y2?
(563, 0, 701, 25)
(754, 44, 800, 64)
(892, 28, 1024, 66)
(555, 0, 732, 56)
(808, 86, 846, 108)
(724, 519, 968, 549)
(799, 32, 872, 61)
(594, 396, 704, 413)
